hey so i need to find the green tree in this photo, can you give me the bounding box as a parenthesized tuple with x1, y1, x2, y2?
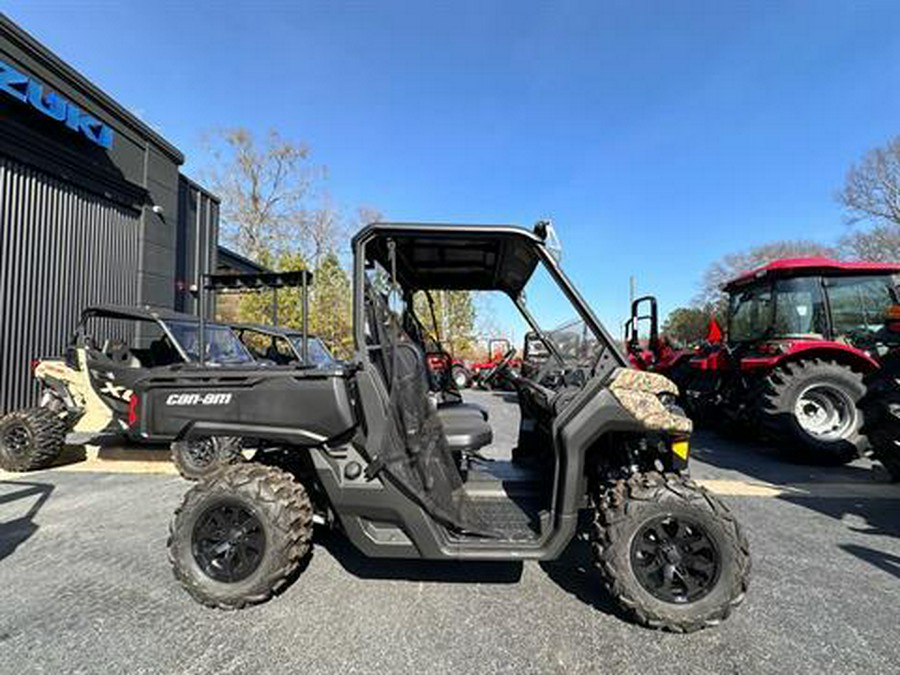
(662, 306, 714, 346)
(310, 251, 353, 358)
(413, 290, 476, 358)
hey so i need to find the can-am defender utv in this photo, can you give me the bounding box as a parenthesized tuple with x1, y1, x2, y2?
(133, 222, 750, 632)
(0, 305, 254, 473)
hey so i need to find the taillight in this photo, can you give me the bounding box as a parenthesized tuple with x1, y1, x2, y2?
(127, 394, 139, 427)
(30, 359, 40, 371)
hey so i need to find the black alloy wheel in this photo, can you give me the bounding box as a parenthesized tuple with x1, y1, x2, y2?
(192, 500, 266, 583)
(630, 514, 720, 604)
(2, 423, 32, 461)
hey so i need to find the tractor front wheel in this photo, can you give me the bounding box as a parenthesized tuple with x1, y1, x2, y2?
(758, 359, 865, 464)
(0, 408, 67, 472)
(592, 472, 751, 632)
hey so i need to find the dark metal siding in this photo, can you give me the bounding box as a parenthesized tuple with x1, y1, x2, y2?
(0, 155, 140, 413)
(176, 176, 219, 317)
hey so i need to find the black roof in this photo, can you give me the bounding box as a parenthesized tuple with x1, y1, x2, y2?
(353, 222, 544, 295)
(81, 305, 228, 326)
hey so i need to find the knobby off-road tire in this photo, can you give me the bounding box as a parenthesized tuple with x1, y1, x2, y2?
(860, 369, 900, 482)
(592, 472, 751, 633)
(170, 436, 244, 481)
(0, 407, 67, 472)
(757, 359, 865, 464)
(168, 464, 314, 609)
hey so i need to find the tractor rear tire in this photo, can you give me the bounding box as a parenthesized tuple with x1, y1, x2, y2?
(860, 370, 900, 482)
(171, 436, 244, 481)
(0, 407, 67, 472)
(168, 464, 314, 609)
(592, 472, 751, 632)
(758, 359, 865, 464)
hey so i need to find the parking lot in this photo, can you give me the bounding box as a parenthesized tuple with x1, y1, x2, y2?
(1, 390, 898, 675)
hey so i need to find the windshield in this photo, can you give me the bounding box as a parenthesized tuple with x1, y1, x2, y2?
(728, 277, 828, 343)
(289, 336, 336, 366)
(520, 258, 603, 368)
(167, 322, 255, 365)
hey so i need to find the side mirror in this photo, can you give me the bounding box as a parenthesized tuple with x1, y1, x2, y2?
(629, 296, 660, 356)
(534, 219, 563, 263)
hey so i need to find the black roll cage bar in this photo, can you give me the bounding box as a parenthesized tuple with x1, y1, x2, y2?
(351, 222, 627, 378)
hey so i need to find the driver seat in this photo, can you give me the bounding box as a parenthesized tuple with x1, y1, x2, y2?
(366, 285, 492, 457)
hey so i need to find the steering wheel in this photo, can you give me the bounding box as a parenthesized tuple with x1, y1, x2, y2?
(483, 347, 518, 384)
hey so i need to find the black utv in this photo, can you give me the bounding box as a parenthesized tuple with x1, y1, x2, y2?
(132, 222, 750, 632)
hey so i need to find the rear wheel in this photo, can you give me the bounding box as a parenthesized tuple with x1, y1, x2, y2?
(451, 365, 470, 389)
(168, 464, 313, 609)
(0, 408, 66, 472)
(171, 437, 244, 481)
(758, 359, 865, 464)
(860, 369, 900, 482)
(592, 472, 750, 632)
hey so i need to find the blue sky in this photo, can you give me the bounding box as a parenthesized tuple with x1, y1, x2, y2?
(6, 0, 900, 337)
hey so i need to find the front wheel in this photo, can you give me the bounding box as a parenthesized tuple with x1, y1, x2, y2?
(592, 472, 750, 632)
(168, 464, 314, 609)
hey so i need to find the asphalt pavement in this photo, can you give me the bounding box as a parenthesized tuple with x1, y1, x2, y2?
(1, 390, 898, 675)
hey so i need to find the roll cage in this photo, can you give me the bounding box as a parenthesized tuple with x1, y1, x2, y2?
(351, 222, 627, 379)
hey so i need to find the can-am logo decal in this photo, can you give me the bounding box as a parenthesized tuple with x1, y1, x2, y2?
(0, 58, 114, 149)
(165, 393, 233, 406)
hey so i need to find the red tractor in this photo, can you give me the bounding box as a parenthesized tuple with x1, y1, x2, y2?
(469, 338, 521, 390)
(629, 258, 900, 464)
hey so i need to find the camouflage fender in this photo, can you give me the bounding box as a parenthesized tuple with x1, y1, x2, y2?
(607, 368, 692, 434)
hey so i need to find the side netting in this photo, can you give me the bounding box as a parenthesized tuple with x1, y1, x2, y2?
(369, 289, 494, 536)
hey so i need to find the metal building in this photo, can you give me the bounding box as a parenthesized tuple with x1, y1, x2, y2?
(0, 15, 222, 413)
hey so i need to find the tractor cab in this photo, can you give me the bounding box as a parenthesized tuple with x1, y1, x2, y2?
(719, 258, 900, 363)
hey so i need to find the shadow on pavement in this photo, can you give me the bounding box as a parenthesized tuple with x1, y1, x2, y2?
(316, 528, 523, 584)
(690, 430, 880, 485)
(695, 427, 900, 576)
(779, 495, 900, 538)
(0, 480, 54, 563)
(538, 530, 627, 624)
(839, 544, 900, 580)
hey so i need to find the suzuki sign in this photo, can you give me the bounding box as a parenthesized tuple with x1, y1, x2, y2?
(0, 58, 114, 149)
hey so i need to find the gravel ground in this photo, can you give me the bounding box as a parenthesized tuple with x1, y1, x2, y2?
(1, 390, 898, 675)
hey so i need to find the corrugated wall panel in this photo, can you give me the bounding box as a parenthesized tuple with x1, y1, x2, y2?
(0, 155, 141, 414)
